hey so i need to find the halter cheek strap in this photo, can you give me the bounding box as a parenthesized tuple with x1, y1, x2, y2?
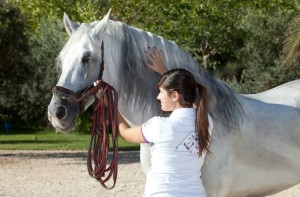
(98, 41, 105, 80)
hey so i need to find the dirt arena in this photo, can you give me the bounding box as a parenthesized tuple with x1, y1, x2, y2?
(0, 150, 299, 197)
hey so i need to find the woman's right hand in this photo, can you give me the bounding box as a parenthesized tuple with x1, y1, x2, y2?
(93, 80, 108, 105)
(93, 80, 102, 99)
(145, 48, 167, 75)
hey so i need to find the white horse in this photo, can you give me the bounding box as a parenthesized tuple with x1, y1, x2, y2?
(47, 10, 300, 196)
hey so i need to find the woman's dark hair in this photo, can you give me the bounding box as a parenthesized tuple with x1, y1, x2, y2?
(158, 68, 210, 155)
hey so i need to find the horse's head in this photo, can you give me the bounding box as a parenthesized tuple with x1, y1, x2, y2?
(47, 10, 112, 131)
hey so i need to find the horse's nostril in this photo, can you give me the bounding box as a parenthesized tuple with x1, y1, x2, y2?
(56, 106, 66, 119)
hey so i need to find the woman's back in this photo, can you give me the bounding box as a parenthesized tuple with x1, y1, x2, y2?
(142, 108, 212, 196)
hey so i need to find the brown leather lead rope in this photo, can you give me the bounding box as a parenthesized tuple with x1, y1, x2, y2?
(87, 80, 119, 189)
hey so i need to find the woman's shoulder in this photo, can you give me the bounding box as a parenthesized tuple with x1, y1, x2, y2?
(143, 116, 169, 128)
(147, 116, 169, 124)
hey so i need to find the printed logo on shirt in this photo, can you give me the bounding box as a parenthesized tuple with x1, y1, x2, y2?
(176, 131, 199, 156)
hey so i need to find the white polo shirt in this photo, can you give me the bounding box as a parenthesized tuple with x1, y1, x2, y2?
(141, 108, 213, 197)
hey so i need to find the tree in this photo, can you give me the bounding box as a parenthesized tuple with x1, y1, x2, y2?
(1, 0, 66, 125)
(226, 0, 300, 93)
(107, 0, 245, 70)
(17, 18, 65, 124)
(0, 1, 33, 123)
(9, 0, 108, 30)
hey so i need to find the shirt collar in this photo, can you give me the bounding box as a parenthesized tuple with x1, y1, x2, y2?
(169, 108, 196, 118)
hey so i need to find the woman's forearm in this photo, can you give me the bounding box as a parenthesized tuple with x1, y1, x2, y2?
(117, 111, 144, 143)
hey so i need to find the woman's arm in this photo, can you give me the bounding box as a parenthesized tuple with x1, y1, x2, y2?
(145, 48, 167, 75)
(117, 111, 145, 143)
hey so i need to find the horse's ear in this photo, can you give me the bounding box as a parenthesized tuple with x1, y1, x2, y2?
(93, 9, 112, 39)
(63, 13, 78, 36)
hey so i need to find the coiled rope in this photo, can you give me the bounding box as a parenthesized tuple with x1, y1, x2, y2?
(87, 80, 119, 189)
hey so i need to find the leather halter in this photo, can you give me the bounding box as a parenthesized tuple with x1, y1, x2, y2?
(52, 42, 105, 112)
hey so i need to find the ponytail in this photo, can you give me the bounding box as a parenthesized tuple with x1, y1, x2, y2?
(196, 83, 211, 156)
(157, 69, 211, 156)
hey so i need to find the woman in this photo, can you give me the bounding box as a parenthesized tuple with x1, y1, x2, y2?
(96, 49, 213, 196)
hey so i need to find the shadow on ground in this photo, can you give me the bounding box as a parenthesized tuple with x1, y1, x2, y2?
(0, 150, 140, 164)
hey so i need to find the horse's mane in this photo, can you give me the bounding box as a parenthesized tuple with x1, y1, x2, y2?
(111, 21, 243, 131)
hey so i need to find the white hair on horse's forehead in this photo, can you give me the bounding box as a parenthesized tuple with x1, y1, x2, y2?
(56, 25, 98, 69)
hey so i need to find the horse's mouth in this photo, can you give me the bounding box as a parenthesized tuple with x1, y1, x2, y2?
(48, 113, 76, 132)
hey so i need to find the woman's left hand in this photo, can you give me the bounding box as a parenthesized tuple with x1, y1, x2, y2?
(145, 47, 167, 75)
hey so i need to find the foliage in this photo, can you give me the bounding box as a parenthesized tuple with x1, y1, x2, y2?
(74, 109, 93, 134)
(17, 18, 65, 124)
(106, 0, 245, 70)
(225, 1, 300, 93)
(9, 0, 108, 29)
(0, 1, 33, 123)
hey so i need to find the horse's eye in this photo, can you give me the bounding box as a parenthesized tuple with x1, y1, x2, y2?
(82, 54, 92, 65)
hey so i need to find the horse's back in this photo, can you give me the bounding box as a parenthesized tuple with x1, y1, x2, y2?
(245, 79, 300, 108)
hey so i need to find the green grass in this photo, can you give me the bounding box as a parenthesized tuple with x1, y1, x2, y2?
(0, 128, 140, 151)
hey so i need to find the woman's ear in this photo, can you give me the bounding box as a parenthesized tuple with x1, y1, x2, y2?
(171, 91, 180, 102)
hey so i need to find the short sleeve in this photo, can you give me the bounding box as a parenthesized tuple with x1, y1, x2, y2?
(141, 116, 160, 143)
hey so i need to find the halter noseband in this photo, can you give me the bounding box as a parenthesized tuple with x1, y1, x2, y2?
(52, 42, 105, 112)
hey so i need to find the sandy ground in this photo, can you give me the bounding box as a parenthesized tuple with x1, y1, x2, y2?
(0, 150, 299, 197)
